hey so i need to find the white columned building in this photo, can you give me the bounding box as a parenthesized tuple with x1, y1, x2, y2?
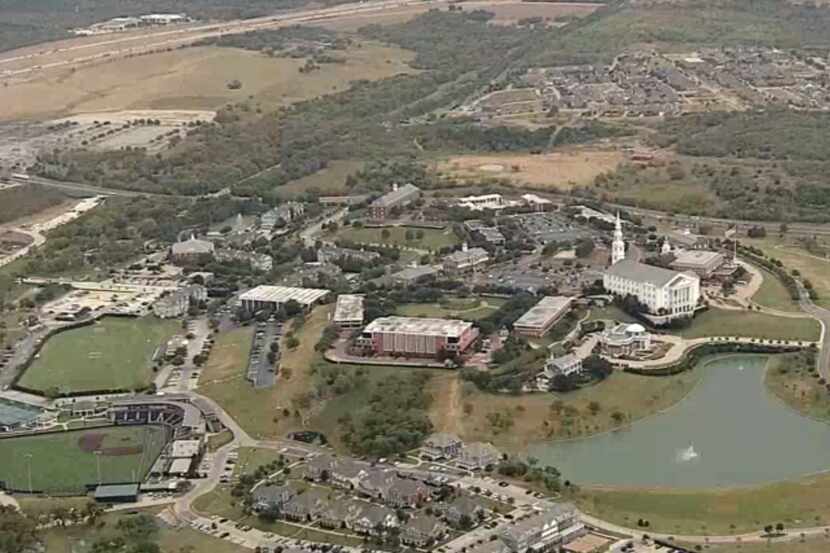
(603, 214, 700, 322)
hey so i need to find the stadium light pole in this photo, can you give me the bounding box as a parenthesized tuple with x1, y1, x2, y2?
(24, 453, 32, 494)
(94, 451, 102, 485)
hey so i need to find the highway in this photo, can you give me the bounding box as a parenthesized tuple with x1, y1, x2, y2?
(0, 0, 444, 81)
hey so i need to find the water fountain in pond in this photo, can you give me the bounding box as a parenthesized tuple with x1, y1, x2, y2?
(676, 443, 700, 463)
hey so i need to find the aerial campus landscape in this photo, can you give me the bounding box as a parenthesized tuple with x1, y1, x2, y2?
(7, 1, 830, 553)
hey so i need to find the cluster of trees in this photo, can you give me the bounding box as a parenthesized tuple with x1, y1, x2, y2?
(341, 372, 433, 456)
(197, 25, 341, 53)
(477, 293, 540, 335)
(18, 195, 265, 278)
(496, 457, 563, 492)
(36, 106, 282, 197)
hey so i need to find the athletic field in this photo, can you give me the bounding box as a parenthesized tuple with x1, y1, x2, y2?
(18, 316, 179, 394)
(0, 425, 168, 494)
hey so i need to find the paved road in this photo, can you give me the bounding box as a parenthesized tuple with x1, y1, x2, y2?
(797, 281, 830, 380)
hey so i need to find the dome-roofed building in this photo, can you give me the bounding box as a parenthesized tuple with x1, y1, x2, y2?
(599, 322, 652, 359)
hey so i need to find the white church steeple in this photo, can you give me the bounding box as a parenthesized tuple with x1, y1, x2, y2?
(611, 212, 625, 265)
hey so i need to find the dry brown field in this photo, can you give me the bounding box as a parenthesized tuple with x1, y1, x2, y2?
(0, 42, 415, 121)
(437, 148, 623, 190)
(462, 1, 601, 25)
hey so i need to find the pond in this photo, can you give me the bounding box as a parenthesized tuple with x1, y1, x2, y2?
(528, 355, 830, 488)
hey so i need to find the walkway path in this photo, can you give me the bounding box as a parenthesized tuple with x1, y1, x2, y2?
(580, 511, 830, 546)
(616, 334, 813, 370)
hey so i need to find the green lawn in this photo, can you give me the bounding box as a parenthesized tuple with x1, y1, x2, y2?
(679, 308, 820, 342)
(0, 425, 168, 494)
(701, 540, 830, 553)
(575, 468, 830, 535)
(395, 297, 505, 321)
(585, 304, 640, 324)
(275, 160, 365, 199)
(198, 307, 328, 440)
(337, 225, 460, 251)
(753, 267, 801, 312)
(19, 316, 179, 394)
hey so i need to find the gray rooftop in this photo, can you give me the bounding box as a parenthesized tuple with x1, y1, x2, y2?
(391, 265, 438, 282)
(670, 249, 723, 268)
(239, 285, 330, 306)
(364, 316, 475, 338)
(171, 237, 214, 255)
(371, 183, 421, 207)
(501, 503, 577, 540)
(94, 483, 139, 499)
(605, 258, 696, 287)
(424, 432, 462, 449)
(444, 247, 489, 266)
(513, 296, 573, 329)
(333, 294, 365, 323)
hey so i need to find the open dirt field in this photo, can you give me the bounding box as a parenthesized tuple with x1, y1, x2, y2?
(317, 1, 600, 30)
(461, 1, 601, 25)
(437, 149, 623, 190)
(0, 42, 415, 121)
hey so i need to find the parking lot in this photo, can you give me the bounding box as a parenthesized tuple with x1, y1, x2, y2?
(247, 319, 282, 388)
(511, 212, 594, 245)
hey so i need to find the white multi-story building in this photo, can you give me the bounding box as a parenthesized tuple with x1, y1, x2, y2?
(604, 215, 700, 322)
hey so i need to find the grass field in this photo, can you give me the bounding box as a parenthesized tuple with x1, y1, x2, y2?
(753, 267, 801, 312)
(395, 297, 505, 321)
(19, 316, 178, 395)
(436, 149, 622, 190)
(275, 160, 365, 199)
(585, 304, 640, 324)
(461, 0, 600, 25)
(575, 468, 830, 535)
(678, 308, 820, 342)
(701, 540, 830, 553)
(0, 425, 167, 494)
(433, 370, 701, 452)
(612, 182, 717, 215)
(199, 306, 331, 440)
(0, 42, 415, 120)
(749, 237, 830, 310)
(337, 225, 460, 252)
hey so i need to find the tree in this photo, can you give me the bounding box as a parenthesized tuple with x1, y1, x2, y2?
(575, 238, 595, 258)
(381, 228, 391, 240)
(588, 401, 601, 415)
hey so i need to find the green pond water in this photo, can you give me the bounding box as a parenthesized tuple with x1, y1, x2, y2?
(528, 355, 830, 488)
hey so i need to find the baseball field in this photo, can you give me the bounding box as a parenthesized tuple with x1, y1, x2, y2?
(0, 425, 169, 494)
